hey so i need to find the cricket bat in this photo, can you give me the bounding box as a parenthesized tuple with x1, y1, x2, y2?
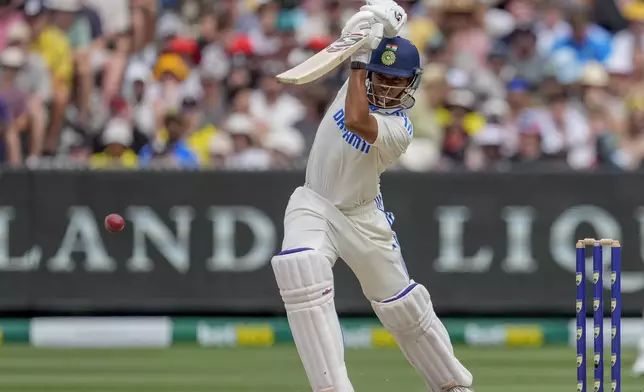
(276, 11, 373, 85)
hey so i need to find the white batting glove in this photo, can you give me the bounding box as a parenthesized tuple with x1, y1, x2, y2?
(360, 2, 407, 38)
(342, 11, 384, 63)
(348, 22, 383, 63)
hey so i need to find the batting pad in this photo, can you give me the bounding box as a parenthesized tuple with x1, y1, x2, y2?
(272, 249, 354, 392)
(371, 283, 473, 392)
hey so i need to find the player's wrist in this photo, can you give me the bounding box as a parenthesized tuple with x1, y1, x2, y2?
(351, 50, 371, 64)
(350, 61, 368, 70)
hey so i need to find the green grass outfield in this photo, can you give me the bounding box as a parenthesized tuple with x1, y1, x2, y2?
(0, 346, 640, 392)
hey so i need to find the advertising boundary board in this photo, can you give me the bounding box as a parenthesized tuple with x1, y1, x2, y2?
(0, 170, 642, 316)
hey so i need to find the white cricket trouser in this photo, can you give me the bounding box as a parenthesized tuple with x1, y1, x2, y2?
(281, 185, 410, 301)
(275, 186, 473, 391)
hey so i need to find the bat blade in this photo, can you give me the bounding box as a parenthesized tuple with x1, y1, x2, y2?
(276, 33, 370, 85)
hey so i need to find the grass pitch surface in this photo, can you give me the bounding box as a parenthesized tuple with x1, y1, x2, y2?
(0, 345, 640, 392)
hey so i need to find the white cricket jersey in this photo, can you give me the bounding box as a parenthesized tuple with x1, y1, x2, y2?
(305, 81, 413, 209)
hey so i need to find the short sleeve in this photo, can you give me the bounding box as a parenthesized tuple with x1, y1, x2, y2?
(371, 112, 413, 161)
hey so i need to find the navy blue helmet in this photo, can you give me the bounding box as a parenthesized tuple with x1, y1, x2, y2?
(366, 36, 423, 110)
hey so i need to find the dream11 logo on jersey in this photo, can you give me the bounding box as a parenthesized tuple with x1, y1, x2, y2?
(0, 206, 277, 274)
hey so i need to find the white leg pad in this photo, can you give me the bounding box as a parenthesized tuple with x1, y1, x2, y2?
(371, 282, 473, 392)
(272, 249, 354, 392)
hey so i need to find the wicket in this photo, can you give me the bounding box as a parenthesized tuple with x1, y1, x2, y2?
(576, 238, 621, 392)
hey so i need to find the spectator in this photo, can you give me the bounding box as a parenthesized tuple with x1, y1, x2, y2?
(197, 65, 226, 129)
(0, 46, 29, 164)
(247, 0, 282, 57)
(0, 0, 23, 49)
(511, 117, 544, 169)
(550, 6, 612, 65)
(264, 126, 306, 170)
(139, 111, 199, 169)
(579, 61, 624, 133)
(471, 41, 514, 100)
(249, 60, 305, 132)
(92, 96, 149, 155)
(467, 124, 510, 171)
(207, 131, 233, 169)
(536, 1, 571, 55)
(47, 0, 92, 126)
(438, 90, 481, 168)
(123, 62, 155, 139)
(505, 23, 547, 87)
(436, 0, 490, 69)
(606, 1, 644, 77)
(618, 95, 644, 169)
(589, 107, 628, 170)
(4, 21, 50, 162)
(410, 63, 448, 159)
(505, 78, 532, 145)
(90, 118, 137, 169)
(504, 0, 536, 24)
(150, 52, 191, 125)
(534, 90, 594, 169)
(178, 96, 217, 166)
(481, 98, 515, 157)
(438, 89, 485, 138)
(223, 113, 271, 171)
(23, 0, 73, 155)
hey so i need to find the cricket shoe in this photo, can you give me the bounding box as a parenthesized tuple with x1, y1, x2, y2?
(446, 387, 473, 392)
(633, 355, 644, 377)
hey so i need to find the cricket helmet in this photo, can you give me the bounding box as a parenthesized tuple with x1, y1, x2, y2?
(366, 36, 423, 110)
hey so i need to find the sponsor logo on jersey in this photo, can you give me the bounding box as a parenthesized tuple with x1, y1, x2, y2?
(333, 109, 371, 154)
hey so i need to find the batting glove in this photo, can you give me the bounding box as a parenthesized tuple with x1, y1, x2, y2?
(342, 11, 384, 63)
(360, 2, 407, 38)
(350, 22, 384, 63)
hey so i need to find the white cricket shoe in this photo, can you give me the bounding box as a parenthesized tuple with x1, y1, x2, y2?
(446, 387, 474, 392)
(633, 355, 644, 377)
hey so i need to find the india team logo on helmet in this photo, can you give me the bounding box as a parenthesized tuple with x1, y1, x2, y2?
(381, 50, 396, 66)
(381, 43, 398, 66)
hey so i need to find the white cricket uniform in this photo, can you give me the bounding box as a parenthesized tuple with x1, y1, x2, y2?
(281, 80, 413, 301)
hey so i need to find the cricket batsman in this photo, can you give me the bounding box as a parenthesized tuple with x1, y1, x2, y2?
(270, 2, 474, 392)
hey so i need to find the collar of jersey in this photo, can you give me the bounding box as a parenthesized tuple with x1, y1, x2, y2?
(369, 105, 406, 116)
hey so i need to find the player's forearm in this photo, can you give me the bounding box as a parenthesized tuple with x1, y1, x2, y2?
(345, 69, 378, 143)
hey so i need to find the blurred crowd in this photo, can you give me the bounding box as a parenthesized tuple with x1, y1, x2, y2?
(1, 0, 644, 171)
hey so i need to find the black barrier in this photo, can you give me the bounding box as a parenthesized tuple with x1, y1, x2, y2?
(0, 170, 643, 316)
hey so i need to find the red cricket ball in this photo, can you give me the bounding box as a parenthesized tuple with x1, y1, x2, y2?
(105, 214, 125, 233)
